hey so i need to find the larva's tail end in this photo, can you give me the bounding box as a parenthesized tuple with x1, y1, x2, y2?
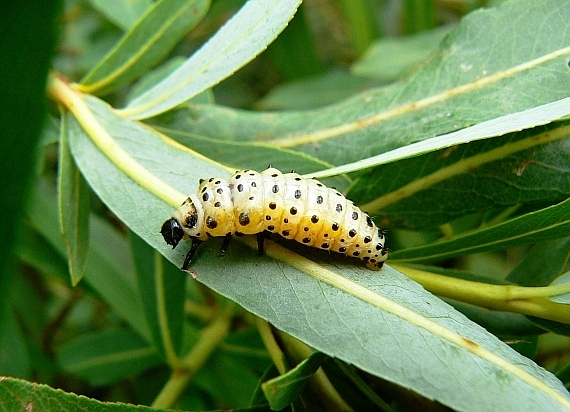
(366, 260, 385, 271)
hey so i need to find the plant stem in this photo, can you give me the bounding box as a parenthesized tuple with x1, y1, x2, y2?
(151, 302, 234, 409)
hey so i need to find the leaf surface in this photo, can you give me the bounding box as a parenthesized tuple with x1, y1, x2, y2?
(65, 95, 570, 412)
(121, 0, 302, 119)
(168, 0, 570, 167)
(80, 0, 209, 95)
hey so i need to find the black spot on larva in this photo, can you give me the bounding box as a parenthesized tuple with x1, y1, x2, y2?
(332, 223, 339, 231)
(249, 196, 254, 201)
(214, 201, 221, 207)
(376, 244, 382, 251)
(352, 212, 358, 220)
(185, 215, 197, 228)
(201, 187, 207, 193)
(243, 169, 250, 173)
(302, 237, 311, 244)
(206, 232, 211, 237)
(364, 236, 372, 243)
(349, 229, 357, 238)
(199, 179, 205, 184)
(366, 216, 373, 227)
(282, 230, 290, 237)
(271, 173, 278, 177)
(235, 174, 242, 179)
(311, 215, 319, 223)
(336, 204, 342, 212)
(294, 189, 301, 199)
(352, 251, 360, 256)
(355, 244, 360, 248)
(362, 256, 370, 261)
(339, 247, 347, 253)
(370, 258, 376, 263)
(284, 218, 289, 223)
(249, 172, 255, 176)
(336, 192, 342, 196)
(267, 225, 274, 231)
(295, 177, 302, 181)
(340, 239, 345, 243)
(368, 250, 372, 254)
(316, 183, 323, 187)
(202, 193, 209, 202)
(235, 231, 244, 237)
(381, 249, 388, 256)
(206, 216, 217, 229)
(290, 207, 297, 215)
(266, 215, 271, 220)
(251, 182, 257, 187)
(304, 227, 309, 232)
(269, 202, 276, 210)
(316, 195, 323, 204)
(215, 180, 221, 185)
(237, 184, 244, 192)
(208, 178, 214, 182)
(272, 184, 279, 193)
(217, 188, 223, 194)
(239, 213, 250, 226)
(321, 243, 329, 248)
(323, 233, 329, 238)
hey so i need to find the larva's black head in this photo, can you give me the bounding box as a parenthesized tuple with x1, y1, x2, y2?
(161, 218, 184, 249)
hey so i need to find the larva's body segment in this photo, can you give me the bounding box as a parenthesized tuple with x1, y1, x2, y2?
(161, 167, 388, 270)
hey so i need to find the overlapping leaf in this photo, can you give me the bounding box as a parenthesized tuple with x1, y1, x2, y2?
(64, 95, 570, 412)
(121, 0, 302, 119)
(162, 0, 570, 168)
(80, 0, 210, 95)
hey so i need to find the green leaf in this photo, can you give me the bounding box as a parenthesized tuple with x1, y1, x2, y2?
(57, 329, 162, 385)
(120, 0, 302, 119)
(352, 24, 452, 81)
(80, 0, 210, 96)
(256, 71, 383, 110)
(0, 376, 170, 411)
(389, 197, 570, 262)
(0, 0, 61, 308)
(172, 0, 570, 167)
(348, 122, 570, 227)
(66, 95, 570, 412)
(131, 232, 185, 361)
(156, 127, 350, 190)
(507, 238, 570, 286)
(262, 352, 326, 410)
(27, 181, 151, 341)
(0, 308, 31, 378)
(89, 0, 153, 31)
(58, 112, 91, 286)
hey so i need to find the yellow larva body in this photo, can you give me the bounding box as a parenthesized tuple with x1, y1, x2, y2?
(161, 167, 388, 270)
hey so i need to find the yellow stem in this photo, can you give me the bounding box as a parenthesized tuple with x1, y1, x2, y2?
(391, 264, 570, 324)
(47, 73, 186, 208)
(151, 302, 234, 409)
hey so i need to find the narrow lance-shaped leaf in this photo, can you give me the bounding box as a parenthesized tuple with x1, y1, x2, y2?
(389, 197, 570, 262)
(120, 0, 302, 119)
(79, 0, 210, 96)
(58, 112, 90, 286)
(165, 0, 570, 167)
(60, 91, 570, 412)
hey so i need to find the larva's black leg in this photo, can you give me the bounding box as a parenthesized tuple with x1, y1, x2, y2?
(266, 164, 273, 169)
(182, 238, 202, 271)
(256, 231, 272, 255)
(219, 233, 232, 257)
(256, 232, 265, 255)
